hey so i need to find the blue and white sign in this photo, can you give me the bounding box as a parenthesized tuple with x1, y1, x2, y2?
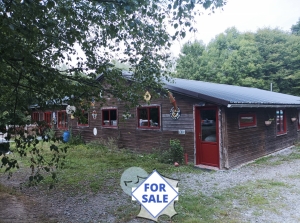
(132, 170, 179, 218)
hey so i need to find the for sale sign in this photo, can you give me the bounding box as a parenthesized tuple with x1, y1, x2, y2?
(131, 170, 179, 220)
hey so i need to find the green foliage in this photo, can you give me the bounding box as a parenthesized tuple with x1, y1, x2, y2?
(175, 27, 300, 95)
(159, 139, 184, 164)
(0, 0, 226, 185)
(68, 132, 85, 146)
(291, 18, 300, 36)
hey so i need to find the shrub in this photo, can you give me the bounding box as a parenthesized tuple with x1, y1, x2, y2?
(159, 139, 184, 164)
(68, 133, 85, 145)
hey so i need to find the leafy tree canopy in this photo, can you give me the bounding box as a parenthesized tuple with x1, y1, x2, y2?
(174, 26, 300, 95)
(291, 18, 300, 36)
(0, 0, 226, 121)
(0, 0, 226, 184)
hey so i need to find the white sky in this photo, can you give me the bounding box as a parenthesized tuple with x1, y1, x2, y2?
(171, 0, 300, 56)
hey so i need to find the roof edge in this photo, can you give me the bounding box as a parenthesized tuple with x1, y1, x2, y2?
(227, 104, 300, 108)
(164, 84, 229, 106)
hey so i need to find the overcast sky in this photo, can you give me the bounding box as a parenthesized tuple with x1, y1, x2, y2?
(171, 0, 300, 56)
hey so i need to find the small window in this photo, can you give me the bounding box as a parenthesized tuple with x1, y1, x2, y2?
(58, 111, 68, 129)
(32, 112, 39, 123)
(78, 110, 89, 126)
(239, 113, 256, 128)
(44, 112, 52, 126)
(138, 106, 160, 129)
(276, 109, 286, 135)
(102, 109, 117, 127)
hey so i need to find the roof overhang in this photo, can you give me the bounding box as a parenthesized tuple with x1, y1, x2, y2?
(165, 84, 229, 106)
(227, 104, 300, 108)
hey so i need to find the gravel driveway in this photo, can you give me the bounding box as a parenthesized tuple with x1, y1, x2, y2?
(1, 146, 300, 223)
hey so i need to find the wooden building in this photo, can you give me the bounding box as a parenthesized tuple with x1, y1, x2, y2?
(31, 76, 300, 169)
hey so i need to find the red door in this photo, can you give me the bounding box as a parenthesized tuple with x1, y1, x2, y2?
(195, 107, 219, 167)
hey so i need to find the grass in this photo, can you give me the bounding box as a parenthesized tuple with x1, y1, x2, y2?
(252, 146, 300, 166)
(3, 139, 201, 194)
(2, 141, 300, 222)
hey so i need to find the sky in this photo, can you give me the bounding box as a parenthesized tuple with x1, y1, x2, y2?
(171, 0, 300, 56)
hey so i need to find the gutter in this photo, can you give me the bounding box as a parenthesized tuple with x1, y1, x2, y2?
(227, 104, 300, 108)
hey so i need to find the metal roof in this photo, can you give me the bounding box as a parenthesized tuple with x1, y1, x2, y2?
(164, 78, 300, 108)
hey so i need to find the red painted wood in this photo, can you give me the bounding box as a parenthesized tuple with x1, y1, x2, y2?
(195, 106, 219, 167)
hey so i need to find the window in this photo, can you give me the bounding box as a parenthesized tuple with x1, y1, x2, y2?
(239, 113, 256, 128)
(44, 112, 52, 126)
(78, 110, 89, 126)
(137, 106, 160, 129)
(102, 109, 117, 127)
(276, 109, 286, 135)
(32, 112, 39, 123)
(58, 111, 68, 129)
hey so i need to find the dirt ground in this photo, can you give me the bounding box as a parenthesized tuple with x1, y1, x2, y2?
(2, 147, 300, 223)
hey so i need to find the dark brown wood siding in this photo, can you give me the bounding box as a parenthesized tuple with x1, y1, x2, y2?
(67, 92, 201, 162)
(226, 107, 298, 168)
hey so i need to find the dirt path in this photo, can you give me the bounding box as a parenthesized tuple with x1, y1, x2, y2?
(1, 147, 300, 223)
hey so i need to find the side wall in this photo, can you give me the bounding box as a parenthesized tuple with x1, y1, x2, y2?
(225, 107, 298, 168)
(69, 92, 202, 162)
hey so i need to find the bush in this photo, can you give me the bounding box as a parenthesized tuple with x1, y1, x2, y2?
(159, 139, 184, 164)
(68, 133, 85, 145)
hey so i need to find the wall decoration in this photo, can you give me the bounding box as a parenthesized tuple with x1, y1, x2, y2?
(91, 97, 96, 108)
(168, 91, 181, 120)
(66, 105, 76, 114)
(144, 91, 151, 102)
(122, 112, 132, 120)
(92, 110, 97, 119)
(170, 106, 181, 120)
(93, 128, 97, 136)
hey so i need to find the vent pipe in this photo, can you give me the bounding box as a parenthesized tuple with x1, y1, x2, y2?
(270, 82, 272, 92)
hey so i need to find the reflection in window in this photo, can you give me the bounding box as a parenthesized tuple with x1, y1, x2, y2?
(239, 113, 256, 128)
(276, 109, 286, 135)
(138, 106, 160, 128)
(44, 112, 52, 126)
(201, 110, 216, 142)
(32, 112, 39, 122)
(102, 109, 117, 127)
(58, 111, 68, 129)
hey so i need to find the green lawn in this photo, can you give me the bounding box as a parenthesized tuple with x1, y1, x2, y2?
(2, 140, 300, 222)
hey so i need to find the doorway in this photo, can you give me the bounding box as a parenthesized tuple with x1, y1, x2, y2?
(195, 107, 219, 167)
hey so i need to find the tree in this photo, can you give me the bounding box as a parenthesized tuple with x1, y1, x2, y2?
(174, 27, 300, 95)
(291, 18, 300, 36)
(0, 0, 226, 183)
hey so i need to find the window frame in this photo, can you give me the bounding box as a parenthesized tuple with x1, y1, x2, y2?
(276, 109, 287, 135)
(77, 110, 89, 127)
(137, 105, 160, 129)
(238, 113, 257, 129)
(57, 110, 68, 129)
(102, 108, 118, 128)
(32, 112, 40, 123)
(44, 112, 52, 127)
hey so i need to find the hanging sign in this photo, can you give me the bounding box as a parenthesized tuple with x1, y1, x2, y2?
(170, 107, 181, 120)
(168, 91, 181, 120)
(92, 110, 97, 119)
(144, 91, 151, 102)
